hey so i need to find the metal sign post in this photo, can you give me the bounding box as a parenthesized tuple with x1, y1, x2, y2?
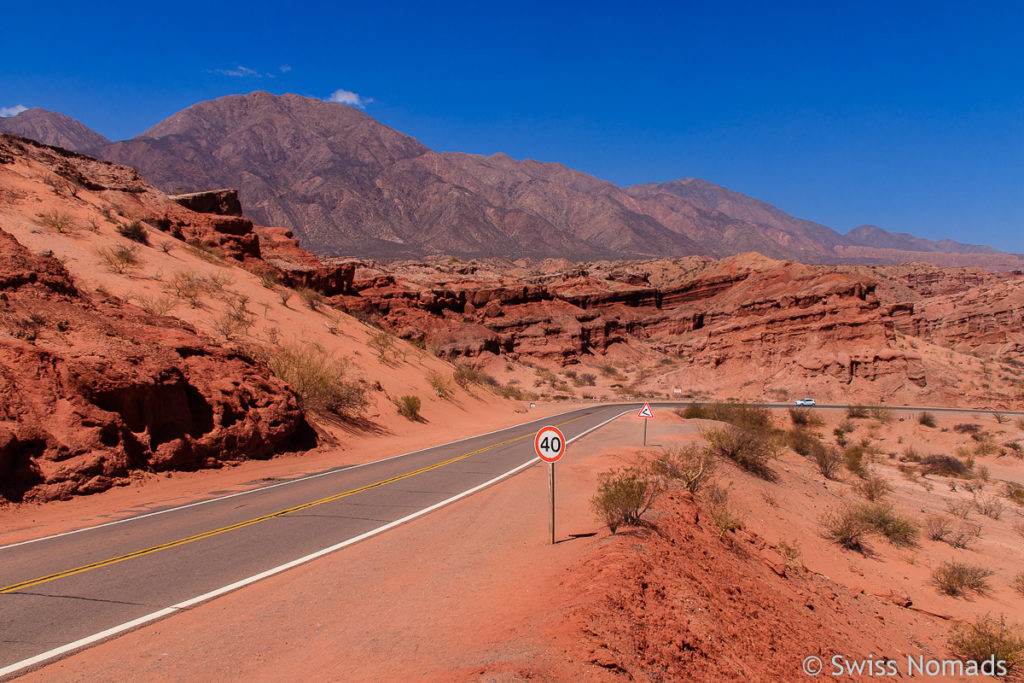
(637, 402, 654, 446)
(535, 425, 566, 545)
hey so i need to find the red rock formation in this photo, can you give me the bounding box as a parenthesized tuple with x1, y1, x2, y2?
(0, 227, 314, 502)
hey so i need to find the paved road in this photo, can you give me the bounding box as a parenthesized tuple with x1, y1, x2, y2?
(0, 402, 641, 677)
(1, 399, 1020, 677)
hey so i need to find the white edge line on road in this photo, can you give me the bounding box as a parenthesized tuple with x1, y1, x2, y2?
(0, 404, 634, 553)
(0, 408, 630, 680)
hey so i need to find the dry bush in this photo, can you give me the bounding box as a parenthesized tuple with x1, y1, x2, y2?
(184, 240, 222, 262)
(267, 344, 368, 417)
(924, 515, 953, 541)
(918, 411, 937, 428)
(992, 412, 1009, 424)
(947, 523, 982, 550)
(1014, 572, 1024, 596)
(859, 475, 891, 501)
(788, 407, 821, 427)
(293, 286, 322, 310)
(254, 267, 280, 289)
(394, 394, 422, 420)
(975, 496, 1005, 520)
(933, 561, 994, 597)
(98, 245, 140, 274)
(647, 444, 715, 493)
(948, 614, 1024, 676)
(778, 539, 804, 573)
(453, 364, 498, 389)
(705, 484, 743, 538)
(592, 466, 664, 533)
(1007, 483, 1024, 507)
(844, 444, 869, 477)
(116, 220, 149, 244)
(922, 454, 970, 477)
(213, 307, 254, 340)
(870, 406, 893, 422)
(167, 271, 214, 307)
(135, 295, 176, 317)
(427, 370, 454, 399)
(856, 502, 919, 546)
(954, 423, 981, 434)
(847, 405, 870, 418)
(36, 210, 76, 233)
(947, 499, 974, 519)
(823, 506, 870, 552)
(703, 423, 778, 480)
(369, 330, 401, 363)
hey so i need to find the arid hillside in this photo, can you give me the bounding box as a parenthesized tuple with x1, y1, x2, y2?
(0, 133, 518, 503)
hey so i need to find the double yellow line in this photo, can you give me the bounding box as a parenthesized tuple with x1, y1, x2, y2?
(1, 414, 588, 594)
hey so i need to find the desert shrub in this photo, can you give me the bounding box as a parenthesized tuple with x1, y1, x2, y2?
(1005, 442, 1023, 459)
(427, 370, 453, 399)
(924, 515, 953, 541)
(574, 372, 597, 387)
(294, 286, 322, 311)
(116, 220, 149, 244)
(1007, 483, 1024, 506)
(452, 364, 498, 389)
(647, 444, 715, 493)
(948, 614, 1024, 675)
(954, 423, 981, 434)
(394, 394, 422, 420)
(368, 330, 401, 363)
(135, 295, 176, 317)
(814, 446, 845, 480)
(869, 405, 892, 422)
(705, 484, 743, 537)
(36, 210, 77, 233)
(922, 454, 970, 477)
(703, 423, 778, 480)
(844, 444, 869, 477)
(213, 307, 254, 340)
(918, 411, 937, 428)
(901, 446, 922, 463)
(856, 502, 919, 546)
(254, 267, 280, 289)
(98, 245, 140, 273)
(933, 561, 994, 597)
(823, 506, 870, 551)
(788, 407, 820, 427)
(778, 539, 804, 573)
(947, 499, 974, 519)
(682, 403, 708, 419)
(993, 412, 1009, 424)
(947, 523, 982, 549)
(268, 344, 368, 417)
(592, 466, 663, 533)
(859, 475, 891, 501)
(184, 239, 222, 262)
(1014, 572, 1024, 596)
(975, 496, 1005, 520)
(847, 405, 870, 418)
(167, 271, 214, 307)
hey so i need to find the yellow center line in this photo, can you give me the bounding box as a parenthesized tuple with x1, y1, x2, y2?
(1, 413, 591, 594)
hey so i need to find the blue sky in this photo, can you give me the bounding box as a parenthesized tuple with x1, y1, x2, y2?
(2, 1, 1022, 251)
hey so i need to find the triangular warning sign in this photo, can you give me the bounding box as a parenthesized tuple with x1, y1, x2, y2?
(637, 402, 654, 418)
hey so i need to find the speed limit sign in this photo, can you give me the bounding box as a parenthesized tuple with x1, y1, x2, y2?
(535, 426, 566, 463)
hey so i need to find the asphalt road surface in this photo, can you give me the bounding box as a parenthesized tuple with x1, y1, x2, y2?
(0, 402, 642, 677)
(1, 400, 1020, 677)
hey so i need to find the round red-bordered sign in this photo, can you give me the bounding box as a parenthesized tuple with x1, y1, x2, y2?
(534, 426, 566, 463)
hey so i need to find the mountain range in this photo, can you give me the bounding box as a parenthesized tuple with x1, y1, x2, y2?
(1, 93, 1016, 265)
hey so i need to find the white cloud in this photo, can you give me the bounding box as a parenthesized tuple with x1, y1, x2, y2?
(279, 65, 292, 73)
(0, 104, 28, 118)
(326, 88, 372, 109)
(213, 65, 263, 78)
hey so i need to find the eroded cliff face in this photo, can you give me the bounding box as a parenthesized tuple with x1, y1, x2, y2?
(319, 255, 1023, 407)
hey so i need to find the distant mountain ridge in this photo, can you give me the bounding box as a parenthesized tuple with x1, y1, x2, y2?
(1, 93, 1018, 266)
(0, 107, 110, 154)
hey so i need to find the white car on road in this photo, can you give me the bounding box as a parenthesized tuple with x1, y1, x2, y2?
(794, 398, 816, 406)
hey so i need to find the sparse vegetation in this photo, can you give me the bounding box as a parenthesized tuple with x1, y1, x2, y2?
(856, 502, 919, 546)
(933, 562, 994, 597)
(975, 496, 1005, 520)
(788, 407, 821, 427)
(394, 394, 422, 420)
(116, 220, 149, 244)
(947, 499, 974, 519)
(592, 466, 663, 533)
(647, 444, 715, 493)
(255, 267, 280, 289)
(294, 286, 323, 311)
(453, 364, 497, 390)
(918, 411, 936, 428)
(134, 295, 176, 317)
(948, 614, 1024, 675)
(1014, 572, 1024, 596)
(427, 370, 454, 399)
(869, 406, 893, 422)
(847, 405, 869, 418)
(922, 454, 970, 477)
(185, 240, 222, 262)
(98, 245, 140, 274)
(924, 515, 953, 541)
(705, 484, 743, 538)
(823, 506, 869, 552)
(167, 271, 215, 307)
(36, 210, 76, 233)
(267, 344, 368, 417)
(858, 475, 891, 501)
(369, 330, 401, 363)
(703, 423, 778, 480)
(992, 411, 1009, 424)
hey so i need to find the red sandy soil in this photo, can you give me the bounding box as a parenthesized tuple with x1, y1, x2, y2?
(21, 409, 1024, 681)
